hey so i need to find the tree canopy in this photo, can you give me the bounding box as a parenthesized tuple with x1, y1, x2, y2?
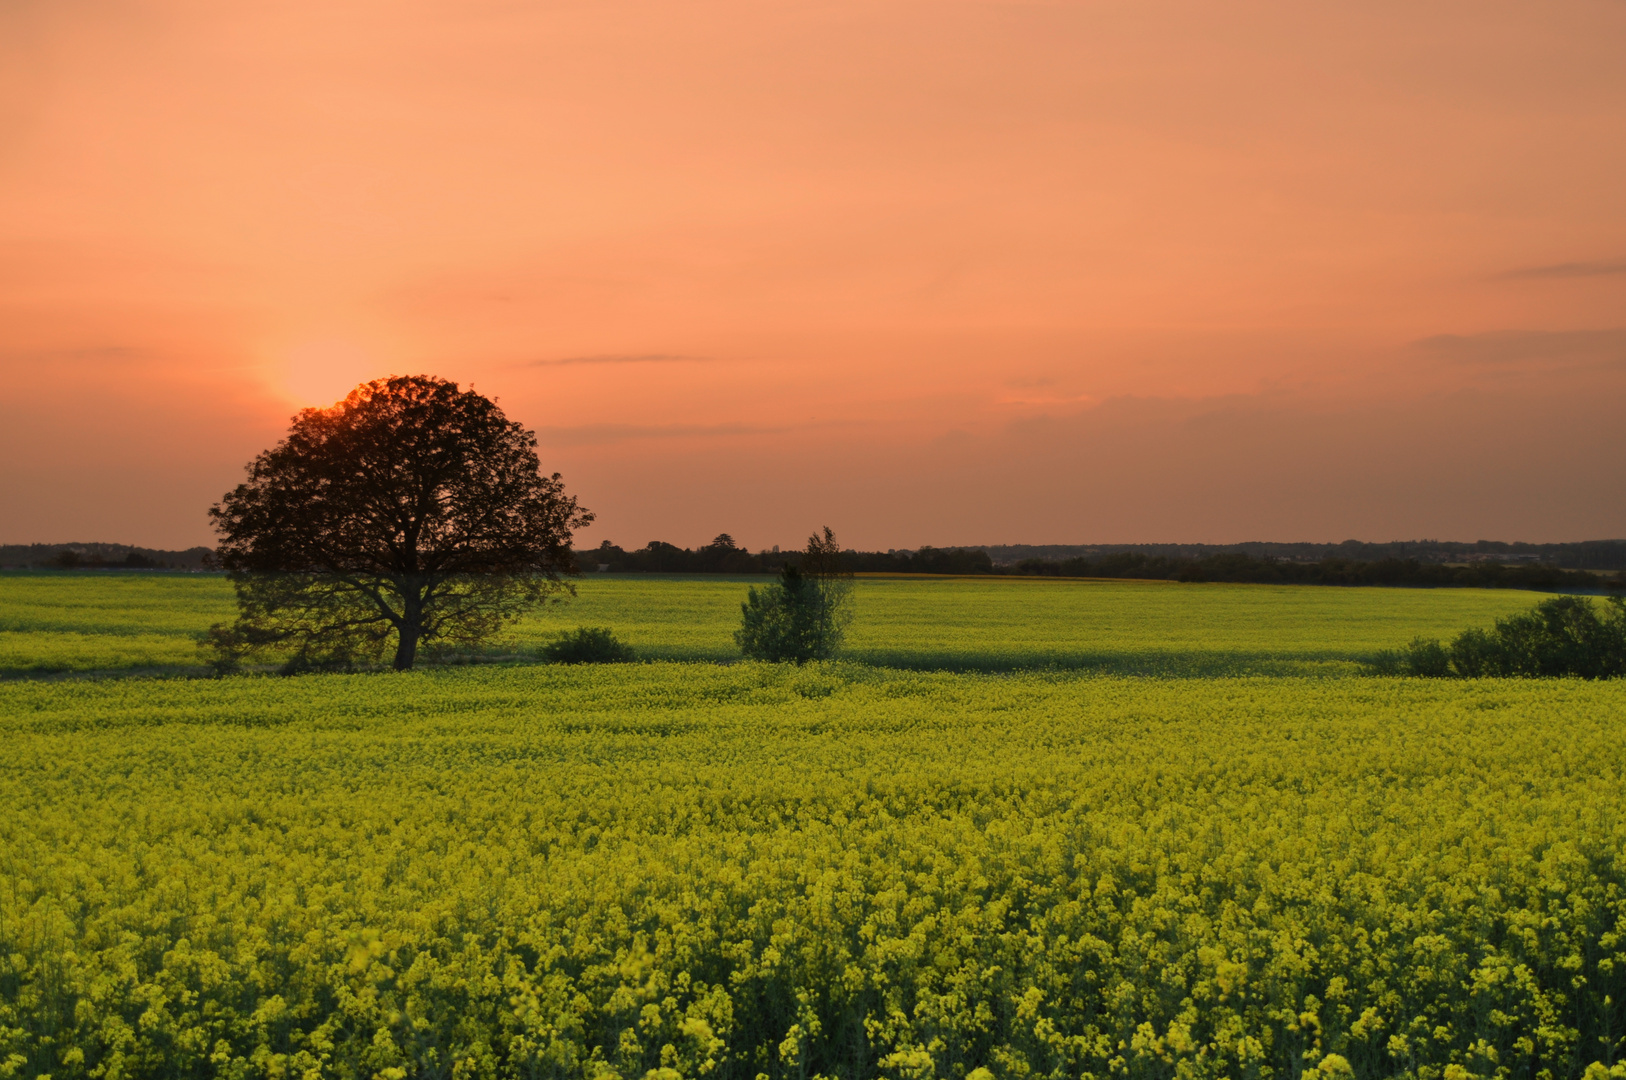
(210, 375, 591, 671)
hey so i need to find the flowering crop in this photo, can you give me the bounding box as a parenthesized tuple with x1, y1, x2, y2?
(0, 572, 1545, 676)
(0, 572, 235, 674)
(4, 662, 1626, 1080)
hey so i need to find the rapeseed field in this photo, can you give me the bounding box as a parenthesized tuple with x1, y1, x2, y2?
(0, 571, 1546, 676)
(2, 573, 1622, 1080)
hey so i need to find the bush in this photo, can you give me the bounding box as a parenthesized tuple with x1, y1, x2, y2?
(1373, 595, 1626, 678)
(541, 626, 635, 663)
(1447, 626, 1504, 678)
(737, 528, 854, 664)
(1371, 635, 1452, 677)
(737, 566, 846, 663)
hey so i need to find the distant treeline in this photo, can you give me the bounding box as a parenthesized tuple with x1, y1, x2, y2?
(10, 538, 1623, 590)
(0, 543, 215, 571)
(581, 537, 1624, 590)
(999, 552, 1621, 590)
(582, 537, 1003, 576)
(977, 538, 1626, 571)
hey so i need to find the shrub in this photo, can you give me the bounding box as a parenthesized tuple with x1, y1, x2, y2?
(736, 566, 841, 663)
(541, 626, 635, 663)
(1447, 626, 1505, 678)
(1373, 595, 1626, 678)
(737, 528, 854, 664)
(1371, 635, 1452, 677)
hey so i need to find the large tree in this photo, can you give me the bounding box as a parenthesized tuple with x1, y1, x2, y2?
(210, 375, 591, 671)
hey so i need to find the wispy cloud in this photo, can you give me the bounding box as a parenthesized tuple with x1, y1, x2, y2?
(0, 345, 148, 365)
(1415, 329, 1626, 365)
(1497, 258, 1626, 280)
(995, 393, 1097, 407)
(525, 353, 707, 367)
(534, 421, 784, 446)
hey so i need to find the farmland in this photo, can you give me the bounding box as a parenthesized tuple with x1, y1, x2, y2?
(0, 571, 1547, 676)
(3, 573, 1625, 1080)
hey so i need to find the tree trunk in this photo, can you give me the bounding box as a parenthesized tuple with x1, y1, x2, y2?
(394, 585, 424, 670)
(393, 624, 419, 670)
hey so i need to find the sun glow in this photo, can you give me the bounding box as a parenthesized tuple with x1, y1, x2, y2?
(274, 339, 386, 408)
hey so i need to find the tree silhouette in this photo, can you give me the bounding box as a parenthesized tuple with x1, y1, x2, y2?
(209, 375, 591, 671)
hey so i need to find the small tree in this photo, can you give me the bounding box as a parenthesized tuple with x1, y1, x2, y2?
(736, 527, 853, 663)
(209, 375, 591, 672)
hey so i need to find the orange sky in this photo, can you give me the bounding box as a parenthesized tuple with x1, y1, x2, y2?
(2, 0, 1624, 550)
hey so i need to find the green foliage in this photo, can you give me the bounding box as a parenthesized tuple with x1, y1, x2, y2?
(736, 565, 849, 663)
(4, 665, 1626, 1078)
(541, 625, 636, 663)
(1374, 594, 1626, 678)
(738, 529, 855, 664)
(1369, 636, 1452, 677)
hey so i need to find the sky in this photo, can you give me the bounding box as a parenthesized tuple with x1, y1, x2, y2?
(2, 0, 1624, 551)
